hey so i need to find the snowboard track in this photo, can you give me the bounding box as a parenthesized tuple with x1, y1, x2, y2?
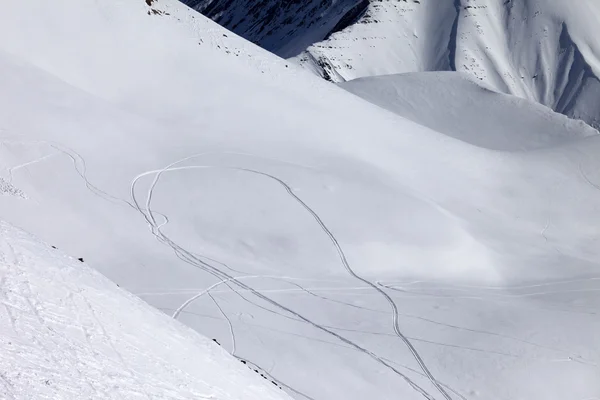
(131, 154, 458, 400)
(1, 138, 464, 400)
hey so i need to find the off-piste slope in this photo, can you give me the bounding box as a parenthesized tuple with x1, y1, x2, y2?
(340, 72, 599, 151)
(294, 0, 600, 129)
(0, 1, 599, 400)
(0, 220, 290, 400)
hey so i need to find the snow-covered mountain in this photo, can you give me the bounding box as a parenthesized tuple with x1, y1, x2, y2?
(190, 0, 600, 129)
(296, 0, 600, 128)
(1, 0, 600, 399)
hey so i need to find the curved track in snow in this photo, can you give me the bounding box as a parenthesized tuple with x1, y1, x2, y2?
(130, 155, 457, 400)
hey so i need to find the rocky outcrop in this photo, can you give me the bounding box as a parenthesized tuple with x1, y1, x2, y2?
(182, 0, 364, 58)
(183, 0, 600, 128)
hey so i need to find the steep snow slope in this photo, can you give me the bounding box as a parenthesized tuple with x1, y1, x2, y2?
(340, 72, 599, 151)
(295, 0, 456, 80)
(294, 0, 600, 128)
(1, 1, 600, 400)
(182, 0, 366, 58)
(0, 220, 289, 400)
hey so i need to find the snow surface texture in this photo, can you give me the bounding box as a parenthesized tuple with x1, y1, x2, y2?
(0, 221, 289, 400)
(1, 0, 600, 399)
(340, 72, 599, 151)
(291, 0, 600, 129)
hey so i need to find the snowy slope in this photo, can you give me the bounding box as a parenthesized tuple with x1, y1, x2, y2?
(340, 72, 599, 151)
(293, 0, 600, 129)
(1, 1, 600, 400)
(0, 220, 289, 400)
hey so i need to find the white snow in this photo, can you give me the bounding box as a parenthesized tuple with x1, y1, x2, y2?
(0, 0, 599, 399)
(294, 0, 600, 129)
(0, 220, 289, 400)
(340, 72, 599, 151)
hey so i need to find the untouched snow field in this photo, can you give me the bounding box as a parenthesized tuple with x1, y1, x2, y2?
(0, 0, 599, 399)
(0, 221, 289, 399)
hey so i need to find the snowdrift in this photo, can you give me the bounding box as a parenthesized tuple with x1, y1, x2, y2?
(340, 72, 598, 151)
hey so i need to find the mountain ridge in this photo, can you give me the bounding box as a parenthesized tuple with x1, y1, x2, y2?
(188, 0, 600, 129)
(295, 0, 600, 128)
(182, 0, 365, 58)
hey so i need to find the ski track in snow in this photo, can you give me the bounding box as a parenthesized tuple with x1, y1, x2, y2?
(154, 277, 596, 366)
(579, 160, 600, 192)
(208, 292, 237, 355)
(377, 277, 600, 291)
(6, 152, 59, 183)
(1, 1, 599, 396)
(0, 222, 271, 400)
(9, 137, 596, 398)
(86, 288, 599, 372)
(130, 155, 459, 400)
(377, 283, 600, 317)
(136, 285, 375, 296)
(0, 138, 171, 224)
(377, 282, 600, 298)
(541, 220, 550, 243)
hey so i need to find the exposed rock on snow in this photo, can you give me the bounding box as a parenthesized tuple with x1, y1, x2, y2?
(188, 0, 600, 128)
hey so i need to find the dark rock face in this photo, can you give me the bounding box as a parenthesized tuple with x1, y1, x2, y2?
(324, 0, 369, 40)
(182, 0, 600, 130)
(181, 0, 364, 57)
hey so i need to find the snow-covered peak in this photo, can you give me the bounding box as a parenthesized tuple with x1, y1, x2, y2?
(182, 0, 600, 129)
(0, 220, 289, 399)
(293, 0, 600, 128)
